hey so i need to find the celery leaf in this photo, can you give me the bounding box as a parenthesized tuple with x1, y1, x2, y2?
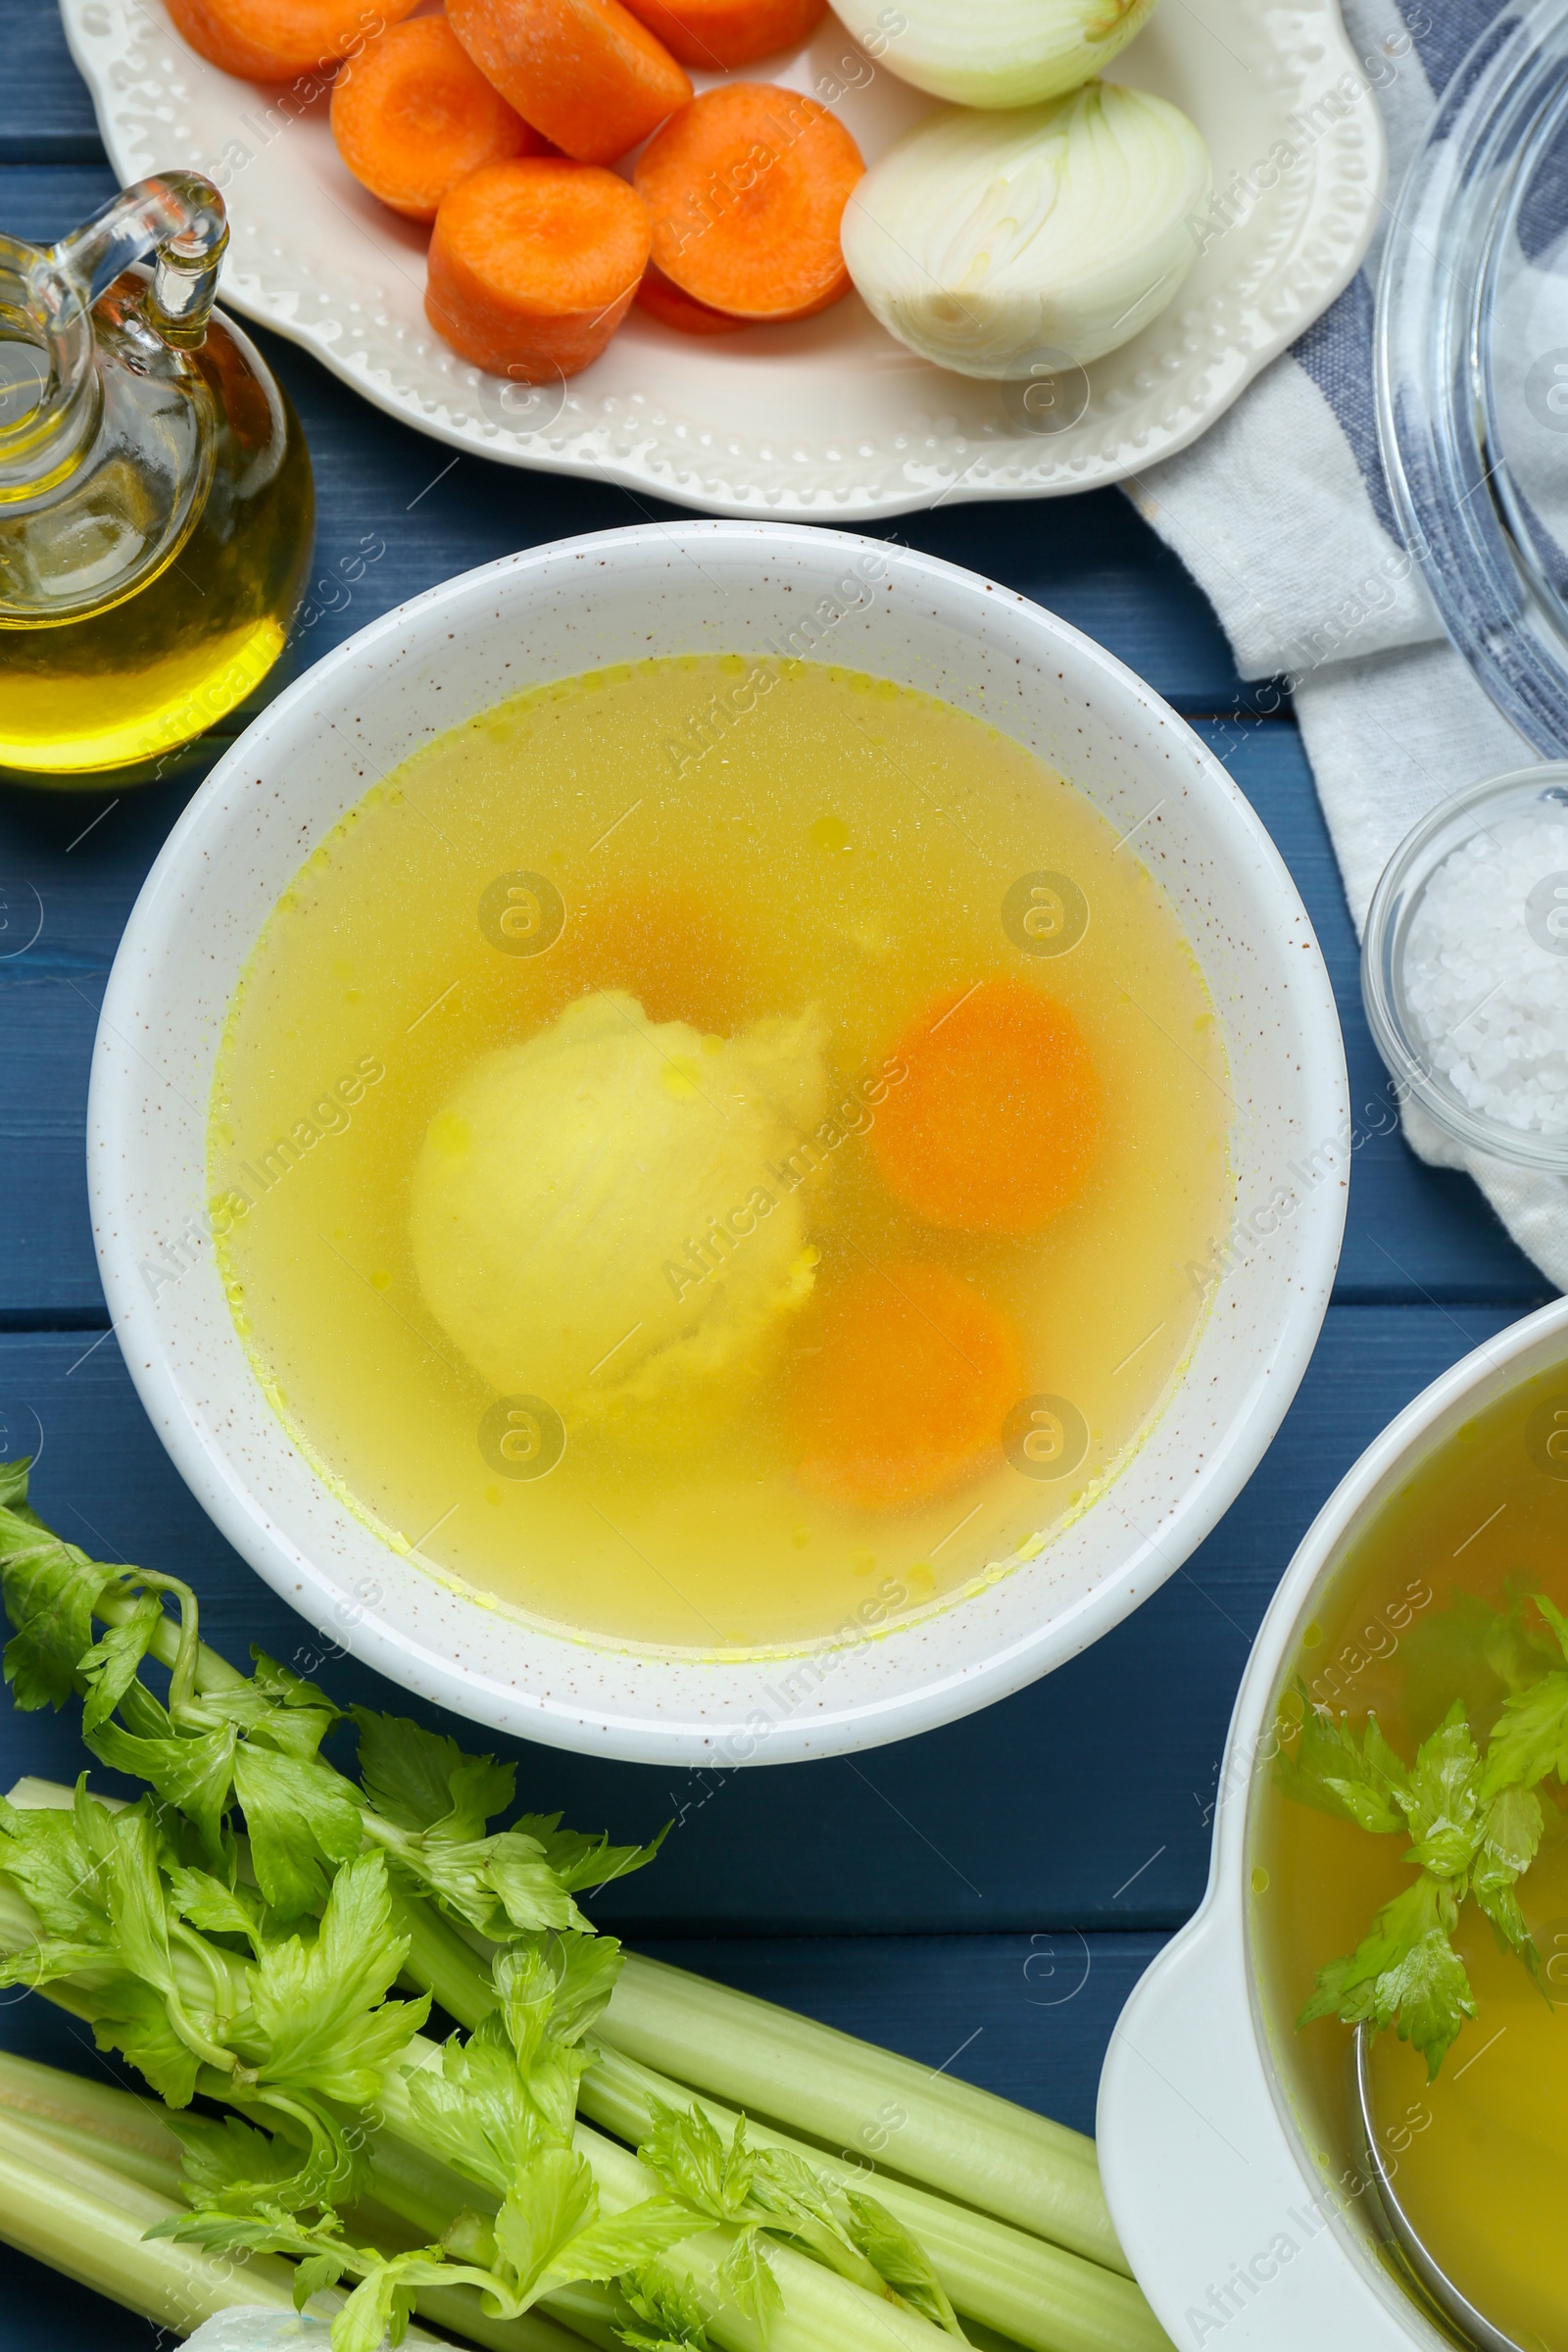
(843, 2191, 967, 2340)
(87, 1718, 237, 1861)
(352, 1708, 514, 1839)
(539, 2196, 705, 2292)
(231, 1744, 363, 1920)
(1396, 1702, 1484, 1878)
(496, 1932, 622, 2058)
(1471, 1783, 1544, 1965)
(0, 1788, 111, 1941)
(513, 1812, 668, 1896)
(91, 1976, 204, 2107)
(492, 2146, 599, 2303)
(1273, 1690, 1408, 1835)
(618, 2269, 711, 2352)
(200, 1652, 340, 1762)
(716, 2229, 782, 2339)
(1299, 1874, 1476, 2077)
(292, 2252, 347, 2310)
(0, 1500, 122, 1712)
(246, 1851, 428, 2105)
(166, 1865, 267, 1955)
(406, 2016, 531, 2197)
(168, 2112, 315, 2208)
(78, 1593, 166, 1735)
(1483, 1668, 1568, 1797)
(638, 2099, 753, 2223)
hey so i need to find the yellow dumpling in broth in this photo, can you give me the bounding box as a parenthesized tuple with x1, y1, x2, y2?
(409, 990, 827, 1439)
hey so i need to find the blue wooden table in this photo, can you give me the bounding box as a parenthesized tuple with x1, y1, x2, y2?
(0, 11, 1550, 2342)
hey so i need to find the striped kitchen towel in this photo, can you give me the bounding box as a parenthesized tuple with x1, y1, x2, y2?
(1126, 0, 1568, 1286)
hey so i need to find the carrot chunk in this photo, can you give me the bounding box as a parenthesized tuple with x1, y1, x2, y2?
(636, 82, 862, 319)
(619, 0, 827, 69)
(635, 260, 756, 336)
(871, 978, 1104, 1234)
(331, 17, 541, 221)
(789, 1261, 1026, 1512)
(425, 159, 651, 380)
(165, 0, 417, 82)
(447, 0, 691, 166)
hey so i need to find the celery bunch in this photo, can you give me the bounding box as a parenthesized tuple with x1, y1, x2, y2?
(0, 1459, 1168, 2352)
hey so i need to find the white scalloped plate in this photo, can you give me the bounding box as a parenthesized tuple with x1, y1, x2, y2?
(61, 0, 1385, 516)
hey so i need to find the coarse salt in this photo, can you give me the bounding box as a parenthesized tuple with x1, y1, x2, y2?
(1403, 810, 1568, 1134)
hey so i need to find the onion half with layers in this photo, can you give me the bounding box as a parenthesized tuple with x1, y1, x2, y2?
(841, 80, 1211, 379)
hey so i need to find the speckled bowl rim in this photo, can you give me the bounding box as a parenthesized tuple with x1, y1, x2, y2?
(88, 522, 1348, 1765)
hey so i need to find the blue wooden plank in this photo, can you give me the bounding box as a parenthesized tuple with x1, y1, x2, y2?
(0, 1303, 1518, 1936)
(1200, 719, 1549, 1307)
(0, 2, 105, 160)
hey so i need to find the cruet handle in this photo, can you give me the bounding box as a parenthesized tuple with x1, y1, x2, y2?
(39, 172, 229, 349)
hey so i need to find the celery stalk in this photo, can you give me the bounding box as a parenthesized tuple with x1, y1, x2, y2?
(367, 1888, 1126, 2282)
(601, 1951, 1126, 2276)
(368, 1846, 1131, 2293)
(0, 2045, 186, 2197)
(0, 2063, 599, 2352)
(0, 2104, 303, 2334)
(8, 1594, 1126, 2291)
(577, 2041, 1169, 2352)
(3, 1793, 1133, 2352)
(377, 2048, 968, 2352)
(580, 2123, 969, 2352)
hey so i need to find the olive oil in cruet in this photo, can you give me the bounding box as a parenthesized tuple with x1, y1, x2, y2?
(0, 172, 313, 785)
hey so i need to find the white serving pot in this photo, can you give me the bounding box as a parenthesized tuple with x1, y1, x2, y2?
(1099, 1295, 1568, 2351)
(89, 522, 1347, 1766)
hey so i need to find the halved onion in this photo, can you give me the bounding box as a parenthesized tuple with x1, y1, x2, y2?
(841, 82, 1211, 380)
(859, 0, 1160, 108)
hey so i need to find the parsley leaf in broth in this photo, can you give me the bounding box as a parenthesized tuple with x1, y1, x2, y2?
(1272, 1680, 1408, 1834)
(1483, 1595, 1568, 1795)
(1298, 1873, 1477, 2078)
(1280, 1599, 1568, 2071)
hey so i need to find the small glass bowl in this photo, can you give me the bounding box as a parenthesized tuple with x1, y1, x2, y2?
(1361, 762, 1568, 1169)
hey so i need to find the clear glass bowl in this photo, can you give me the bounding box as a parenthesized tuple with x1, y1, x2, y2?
(1362, 762, 1568, 1168)
(1377, 0, 1568, 755)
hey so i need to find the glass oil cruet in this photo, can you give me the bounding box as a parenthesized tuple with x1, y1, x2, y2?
(0, 172, 314, 787)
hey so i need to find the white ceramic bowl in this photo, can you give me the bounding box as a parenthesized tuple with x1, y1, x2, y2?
(1098, 1296, 1568, 2351)
(89, 522, 1348, 1766)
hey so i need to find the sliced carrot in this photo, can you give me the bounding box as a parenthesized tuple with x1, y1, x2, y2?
(618, 0, 827, 69)
(425, 159, 651, 380)
(164, 0, 417, 82)
(789, 1261, 1026, 1512)
(871, 978, 1104, 1235)
(447, 0, 691, 166)
(331, 17, 541, 221)
(636, 82, 862, 320)
(635, 261, 756, 336)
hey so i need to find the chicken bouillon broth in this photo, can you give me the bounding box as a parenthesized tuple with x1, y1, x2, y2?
(211, 656, 1229, 1648)
(1252, 1365, 1568, 2349)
